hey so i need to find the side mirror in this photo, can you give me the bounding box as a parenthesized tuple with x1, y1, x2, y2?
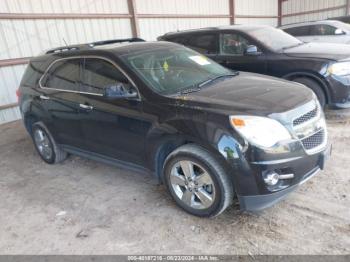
(244, 45, 262, 56)
(335, 28, 345, 35)
(104, 83, 138, 99)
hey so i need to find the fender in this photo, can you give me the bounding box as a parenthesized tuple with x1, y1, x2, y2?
(282, 71, 331, 103)
(144, 119, 246, 187)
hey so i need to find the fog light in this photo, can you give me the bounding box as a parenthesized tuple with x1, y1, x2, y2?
(263, 171, 279, 186)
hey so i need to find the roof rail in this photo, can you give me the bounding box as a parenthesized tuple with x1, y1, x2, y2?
(45, 37, 145, 54)
(89, 37, 145, 47)
(45, 44, 88, 54)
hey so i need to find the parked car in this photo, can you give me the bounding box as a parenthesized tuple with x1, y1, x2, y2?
(18, 38, 330, 217)
(280, 20, 350, 44)
(158, 25, 350, 109)
(328, 15, 350, 24)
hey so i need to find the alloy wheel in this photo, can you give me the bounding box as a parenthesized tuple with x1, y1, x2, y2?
(170, 160, 215, 209)
(34, 128, 53, 160)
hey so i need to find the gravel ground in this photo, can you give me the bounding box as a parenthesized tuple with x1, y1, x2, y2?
(0, 113, 349, 255)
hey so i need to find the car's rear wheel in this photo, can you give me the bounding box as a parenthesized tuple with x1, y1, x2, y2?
(163, 144, 234, 217)
(293, 77, 326, 108)
(31, 122, 67, 164)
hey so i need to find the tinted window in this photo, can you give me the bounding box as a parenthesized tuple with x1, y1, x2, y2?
(81, 58, 129, 95)
(310, 24, 337, 35)
(284, 25, 310, 36)
(220, 33, 253, 55)
(42, 59, 80, 91)
(187, 34, 217, 54)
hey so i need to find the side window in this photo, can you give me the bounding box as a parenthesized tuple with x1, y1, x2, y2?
(42, 59, 80, 91)
(187, 34, 217, 54)
(310, 24, 337, 36)
(81, 58, 129, 95)
(220, 33, 252, 55)
(284, 26, 310, 36)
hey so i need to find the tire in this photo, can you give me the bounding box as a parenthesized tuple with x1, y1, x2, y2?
(31, 122, 67, 164)
(293, 77, 326, 108)
(163, 144, 234, 217)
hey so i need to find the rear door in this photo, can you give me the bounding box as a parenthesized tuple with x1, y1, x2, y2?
(215, 31, 267, 74)
(283, 25, 312, 42)
(184, 32, 219, 60)
(39, 58, 84, 147)
(78, 57, 148, 165)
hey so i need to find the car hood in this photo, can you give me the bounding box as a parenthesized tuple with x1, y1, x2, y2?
(173, 72, 314, 116)
(283, 42, 350, 60)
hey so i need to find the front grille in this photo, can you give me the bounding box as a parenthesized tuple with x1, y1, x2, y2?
(301, 129, 325, 150)
(293, 106, 318, 126)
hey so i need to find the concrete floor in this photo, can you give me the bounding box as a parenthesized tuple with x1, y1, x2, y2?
(0, 117, 349, 255)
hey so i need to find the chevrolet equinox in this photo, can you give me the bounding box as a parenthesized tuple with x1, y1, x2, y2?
(18, 39, 330, 217)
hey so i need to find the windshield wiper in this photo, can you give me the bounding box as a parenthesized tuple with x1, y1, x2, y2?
(198, 72, 239, 88)
(179, 87, 202, 94)
(177, 72, 239, 95)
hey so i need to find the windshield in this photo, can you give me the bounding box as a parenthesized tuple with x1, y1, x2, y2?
(248, 27, 303, 51)
(121, 47, 233, 95)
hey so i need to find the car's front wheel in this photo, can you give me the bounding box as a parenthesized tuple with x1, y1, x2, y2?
(163, 144, 234, 217)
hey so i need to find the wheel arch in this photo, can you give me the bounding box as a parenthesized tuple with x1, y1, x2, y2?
(148, 133, 238, 186)
(282, 71, 330, 103)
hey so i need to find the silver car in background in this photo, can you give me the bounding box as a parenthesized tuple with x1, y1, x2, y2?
(280, 20, 350, 44)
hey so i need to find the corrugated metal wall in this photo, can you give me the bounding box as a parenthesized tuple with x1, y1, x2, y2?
(236, 0, 278, 26)
(0, 0, 280, 124)
(281, 0, 348, 25)
(137, 0, 230, 40)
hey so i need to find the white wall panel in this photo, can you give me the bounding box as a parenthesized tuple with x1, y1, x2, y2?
(0, 18, 132, 59)
(235, 17, 278, 27)
(236, 0, 278, 16)
(136, 0, 229, 15)
(139, 18, 230, 40)
(281, 0, 347, 25)
(0, 64, 25, 124)
(235, 0, 278, 27)
(0, 0, 129, 14)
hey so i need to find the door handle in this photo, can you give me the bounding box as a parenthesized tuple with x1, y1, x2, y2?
(39, 95, 50, 100)
(79, 103, 94, 110)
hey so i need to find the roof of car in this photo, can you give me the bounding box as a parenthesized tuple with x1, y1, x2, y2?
(162, 24, 271, 37)
(279, 20, 345, 29)
(33, 40, 182, 61)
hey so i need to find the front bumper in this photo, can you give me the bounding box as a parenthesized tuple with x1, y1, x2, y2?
(325, 75, 350, 109)
(238, 144, 331, 212)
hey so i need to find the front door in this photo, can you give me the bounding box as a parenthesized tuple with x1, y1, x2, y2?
(214, 32, 267, 74)
(78, 57, 148, 165)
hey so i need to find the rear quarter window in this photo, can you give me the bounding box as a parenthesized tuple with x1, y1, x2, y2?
(20, 61, 45, 87)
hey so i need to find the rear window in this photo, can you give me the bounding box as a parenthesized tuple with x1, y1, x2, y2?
(20, 61, 44, 87)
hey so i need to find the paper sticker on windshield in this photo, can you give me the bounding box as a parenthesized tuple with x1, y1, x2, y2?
(189, 55, 211, 66)
(163, 61, 169, 72)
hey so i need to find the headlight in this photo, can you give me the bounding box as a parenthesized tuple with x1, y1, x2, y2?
(230, 116, 292, 148)
(328, 61, 350, 76)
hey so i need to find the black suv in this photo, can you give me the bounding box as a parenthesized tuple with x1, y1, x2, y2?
(18, 38, 330, 217)
(158, 25, 350, 109)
